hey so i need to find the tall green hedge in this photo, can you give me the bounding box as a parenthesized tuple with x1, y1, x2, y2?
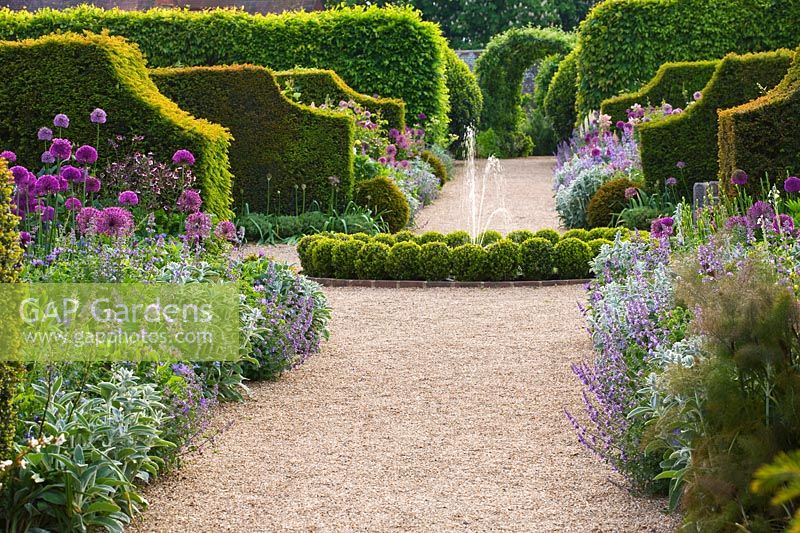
(0, 4, 450, 142)
(575, 0, 800, 116)
(151, 65, 355, 214)
(638, 50, 793, 196)
(718, 47, 800, 194)
(475, 27, 575, 155)
(600, 60, 719, 124)
(543, 48, 579, 140)
(533, 54, 562, 110)
(274, 68, 405, 131)
(443, 47, 482, 156)
(0, 160, 23, 462)
(0, 32, 233, 218)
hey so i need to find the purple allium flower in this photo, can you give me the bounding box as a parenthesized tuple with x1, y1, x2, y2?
(10, 165, 30, 184)
(96, 207, 134, 237)
(53, 114, 69, 128)
(650, 216, 674, 239)
(386, 144, 397, 157)
(731, 169, 749, 186)
(49, 138, 72, 161)
(378, 156, 388, 165)
(90, 108, 107, 124)
(37, 205, 55, 222)
(725, 215, 751, 231)
(747, 200, 775, 223)
(176, 189, 202, 213)
(0, 150, 16, 163)
(388, 128, 400, 140)
(185, 211, 212, 241)
(615, 120, 626, 130)
(624, 187, 638, 200)
(338, 100, 348, 108)
(57, 176, 69, 192)
(64, 197, 82, 211)
(60, 165, 82, 182)
(773, 213, 795, 234)
(397, 135, 411, 150)
(76, 207, 101, 234)
(34, 175, 60, 196)
(41, 151, 55, 165)
(172, 149, 195, 166)
(672, 108, 683, 114)
(418, 112, 427, 121)
(693, 91, 703, 101)
(785, 176, 800, 193)
(399, 159, 410, 169)
(665, 176, 677, 187)
(214, 220, 237, 241)
(591, 147, 602, 158)
(19, 231, 32, 246)
(676, 161, 686, 169)
(662, 103, 673, 115)
(118, 190, 139, 206)
(85, 176, 101, 194)
(75, 145, 98, 165)
(37, 127, 53, 141)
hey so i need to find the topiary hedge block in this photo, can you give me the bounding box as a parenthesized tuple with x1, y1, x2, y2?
(601, 60, 719, 124)
(543, 48, 579, 141)
(151, 65, 354, 214)
(274, 68, 406, 131)
(0, 4, 450, 142)
(718, 46, 800, 194)
(638, 50, 793, 197)
(576, 0, 800, 116)
(0, 32, 234, 218)
(444, 47, 483, 156)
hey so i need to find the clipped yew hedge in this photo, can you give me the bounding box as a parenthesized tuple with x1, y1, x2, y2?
(151, 65, 354, 214)
(0, 5, 450, 142)
(543, 48, 579, 140)
(718, 46, 800, 194)
(601, 60, 719, 124)
(575, 0, 800, 116)
(443, 47, 483, 155)
(638, 50, 793, 196)
(274, 68, 405, 131)
(0, 32, 234, 218)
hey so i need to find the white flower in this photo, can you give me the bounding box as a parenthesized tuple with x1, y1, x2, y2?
(28, 438, 41, 451)
(31, 473, 44, 484)
(54, 434, 66, 446)
(18, 459, 27, 470)
(0, 459, 12, 471)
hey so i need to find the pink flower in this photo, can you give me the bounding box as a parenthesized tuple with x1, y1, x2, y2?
(185, 211, 212, 242)
(214, 220, 237, 241)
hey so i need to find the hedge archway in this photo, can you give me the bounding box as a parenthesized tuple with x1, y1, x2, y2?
(475, 27, 575, 156)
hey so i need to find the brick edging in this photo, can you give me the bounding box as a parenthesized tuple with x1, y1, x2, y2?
(306, 277, 592, 288)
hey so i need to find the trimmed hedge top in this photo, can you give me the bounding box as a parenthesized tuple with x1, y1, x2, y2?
(576, 0, 800, 116)
(718, 46, 800, 193)
(638, 50, 793, 196)
(443, 47, 483, 155)
(151, 65, 355, 214)
(600, 60, 719, 124)
(476, 27, 575, 152)
(0, 4, 450, 142)
(543, 48, 579, 141)
(274, 68, 406, 131)
(0, 32, 234, 218)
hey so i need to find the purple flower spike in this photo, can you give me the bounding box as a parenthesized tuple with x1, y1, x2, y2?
(0, 150, 16, 163)
(37, 127, 53, 141)
(53, 114, 69, 128)
(172, 149, 195, 166)
(118, 190, 139, 206)
(64, 197, 82, 211)
(784, 176, 800, 193)
(49, 138, 72, 161)
(19, 231, 32, 246)
(90, 108, 107, 124)
(731, 169, 749, 186)
(75, 145, 98, 165)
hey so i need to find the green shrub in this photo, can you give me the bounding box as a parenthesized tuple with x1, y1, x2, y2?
(0, 32, 234, 218)
(485, 239, 519, 281)
(639, 51, 793, 196)
(444, 47, 483, 155)
(618, 206, 660, 230)
(561, 228, 590, 241)
(0, 160, 22, 461)
(311, 237, 337, 278)
(444, 230, 472, 248)
(553, 237, 592, 279)
(350, 232, 371, 242)
(355, 241, 390, 280)
(419, 242, 451, 281)
(718, 46, 800, 194)
(600, 60, 719, 124)
(332, 239, 364, 279)
(587, 227, 608, 240)
(393, 230, 417, 242)
(533, 54, 562, 110)
(543, 48, 579, 140)
(387, 241, 422, 280)
(416, 231, 446, 244)
(587, 238, 612, 257)
(354, 176, 410, 233)
(151, 65, 354, 214)
(524, 106, 559, 156)
(586, 177, 639, 228)
(274, 68, 405, 130)
(477, 230, 502, 246)
(602, 227, 630, 241)
(534, 228, 560, 245)
(519, 237, 554, 280)
(420, 150, 448, 185)
(507, 229, 536, 244)
(476, 27, 576, 155)
(297, 234, 326, 273)
(372, 233, 396, 246)
(0, 5, 450, 142)
(451, 243, 487, 281)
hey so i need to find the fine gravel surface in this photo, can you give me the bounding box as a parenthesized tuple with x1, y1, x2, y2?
(131, 286, 679, 532)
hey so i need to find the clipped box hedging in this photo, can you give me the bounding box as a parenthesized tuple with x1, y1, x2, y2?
(274, 68, 405, 131)
(638, 50, 793, 196)
(575, 0, 800, 116)
(543, 48, 579, 140)
(600, 60, 719, 124)
(0, 4, 450, 142)
(0, 32, 234, 218)
(718, 47, 800, 193)
(444, 47, 483, 155)
(151, 65, 354, 214)
(476, 27, 576, 153)
(533, 54, 562, 110)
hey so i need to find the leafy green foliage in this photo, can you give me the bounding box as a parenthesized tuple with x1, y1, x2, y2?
(444, 230, 471, 248)
(450, 243, 487, 281)
(485, 239, 519, 281)
(752, 450, 800, 533)
(533, 54, 562, 110)
(587, 238, 612, 257)
(476, 27, 575, 156)
(420, 150, 449, 186)
(534, 228, 560, 245)
(543, 49, 579, 140)
(387, 241, 422, 280)
(353, 241, 389, 280)
(354, 176, 410, 233)
(519, 237, 554, 280)
(0, 32, 233, 218)
(507, 229, 536, 244)
(311, 237, 338, 278)
(419, 242, 452, 281)
(443, 48, 482, 155)
(239, 204, 387, 243)
(372, 233, 396, 247)
(553, 237, 592, 279)
(416, 231, 446, 244)
(639, 51, 793, 196)
(332, 239, 364, 279)
(586, 177, 638, 228)
(561, 228, 590, 241)
(476, 230, 502, 246)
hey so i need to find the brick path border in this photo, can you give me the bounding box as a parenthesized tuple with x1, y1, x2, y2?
(307, 277, 592, 288)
